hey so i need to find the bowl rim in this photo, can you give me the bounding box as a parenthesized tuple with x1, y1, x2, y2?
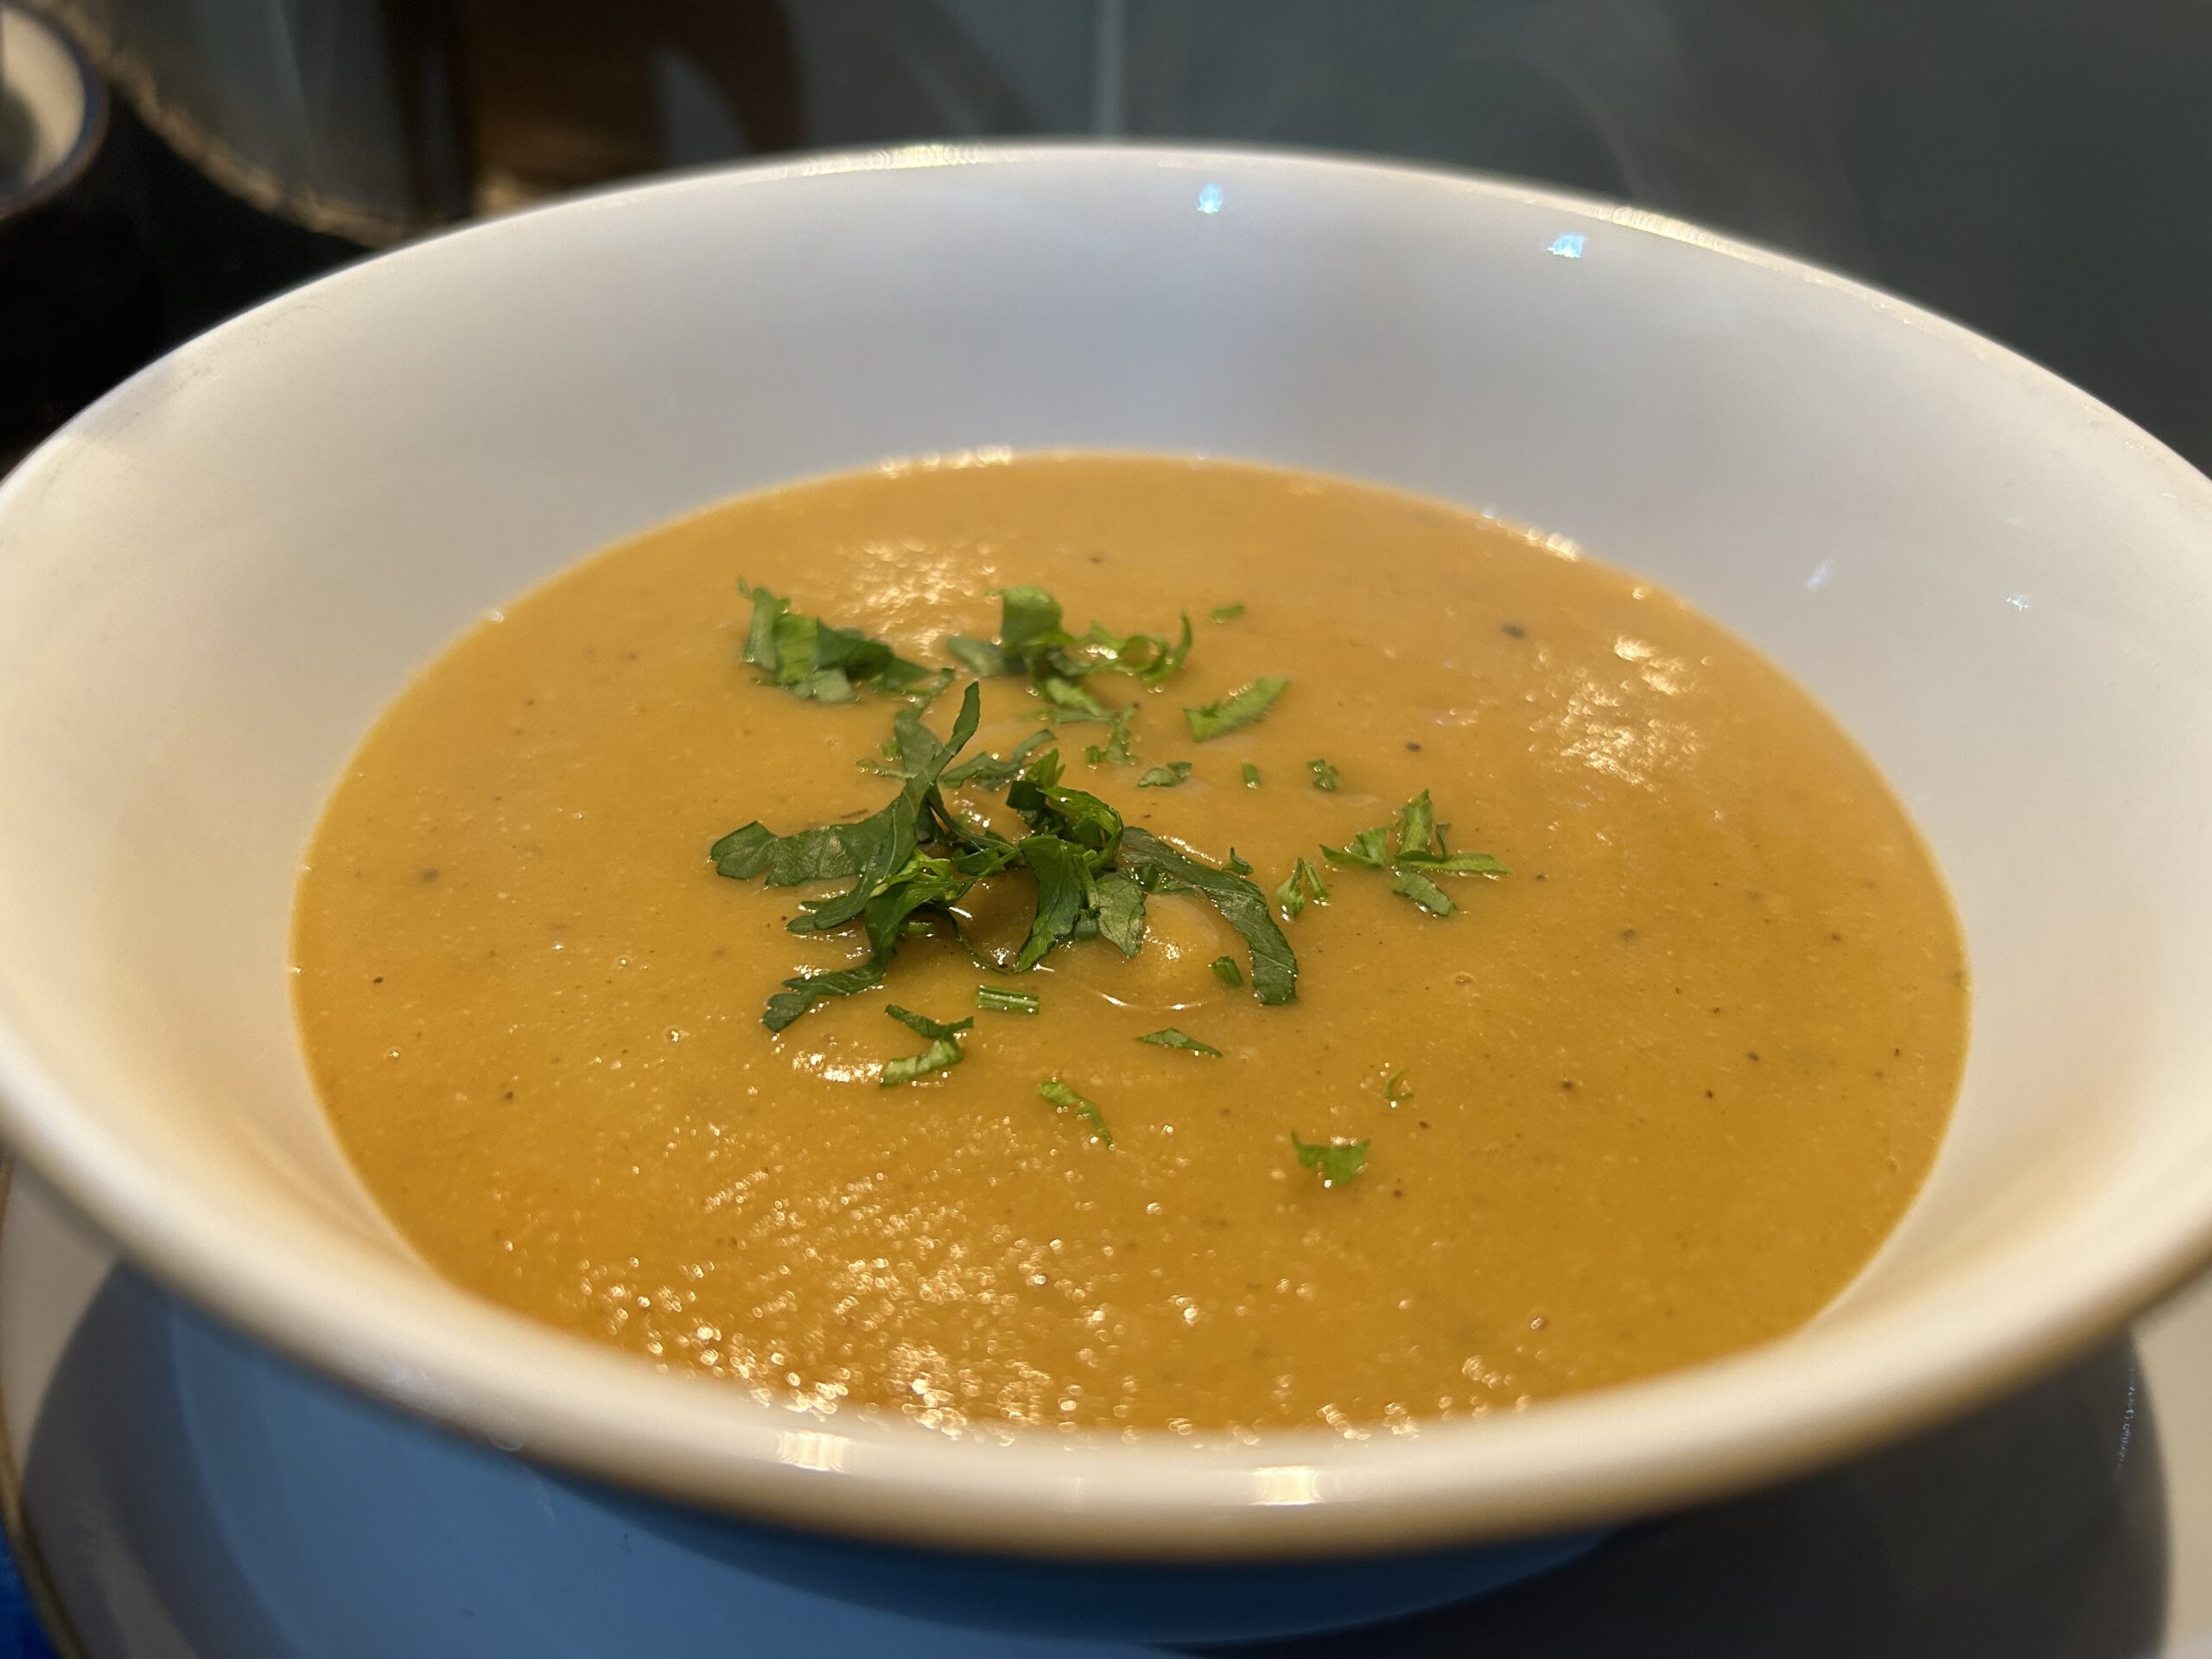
(4, 139, 2212, 1560)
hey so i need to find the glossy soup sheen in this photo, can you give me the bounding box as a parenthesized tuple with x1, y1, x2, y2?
(293, 455, 1967, 1435)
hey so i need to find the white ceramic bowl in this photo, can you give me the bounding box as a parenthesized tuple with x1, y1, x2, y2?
(3, 144, 2212, 1632)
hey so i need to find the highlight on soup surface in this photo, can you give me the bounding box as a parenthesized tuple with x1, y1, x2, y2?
(292, 454, 1967, 1436)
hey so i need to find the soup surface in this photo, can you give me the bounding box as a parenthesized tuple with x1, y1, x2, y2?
(294, 455, 1967, 1434)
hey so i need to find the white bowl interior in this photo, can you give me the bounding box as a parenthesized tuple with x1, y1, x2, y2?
(3, 148, 2212, 1552)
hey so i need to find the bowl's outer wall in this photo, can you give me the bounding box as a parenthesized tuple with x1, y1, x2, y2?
(3, 147, 2212, 1555)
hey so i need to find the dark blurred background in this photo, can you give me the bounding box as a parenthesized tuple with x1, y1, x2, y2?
(6, 0, 2211, 475)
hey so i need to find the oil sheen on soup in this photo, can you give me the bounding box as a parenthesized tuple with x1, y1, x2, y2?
(292, 455, 1967, 1435)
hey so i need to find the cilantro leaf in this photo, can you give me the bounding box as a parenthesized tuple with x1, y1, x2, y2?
(1274, 855, 1330, 919)
(738, 582, 948, 702)
(1007, 754, 1123, 855)
(881, 1035, 964, 1086)
(1242, 762, 1262, 788)
(1014, 834, 1096, 969)
(1211, 955, 1244, 988)
(1138, 1028, 1222, 1057)
(1308, 758, 1340, 791)
(942, 728, 1052, 789)
(885, 1004, 973, 1041)
(1395, 849, 1510, 875)
(763, 956, 889, 1034)
(1092, 871, 1147, 957)
(950, 588, 1193, 710)
(1117, 827, 1299, 1005)
(716, 686, 991, 1029)
(1039, 1078, 1114, 1145)
(1138, 760, 1193, 788)
(1391, 867, 1454, 916)
(1292, 1133, 1370, 1186)
(1321, 827, 1390, 870)
(1210, 602, 1246, 623)
(977, 985, 1040, 1015)
(1394, 790, 1440, 858)
(1082, 709, 1138, 766)
(1184, 677, 1288, 741)
(1224, 848, 1254, 875)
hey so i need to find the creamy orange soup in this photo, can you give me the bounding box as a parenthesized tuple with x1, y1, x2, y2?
(293, 455, 1967, 1434)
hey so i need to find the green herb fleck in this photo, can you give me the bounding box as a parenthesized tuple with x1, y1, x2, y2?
(885, 1004, 973, 1041)
(1224, 848, 1254, 875)
(1211, 955, 1244, 989)
(1185, 677, 1288, 742)
(1391, 866, 1454, 917)
(1081, 709, 1139, 767)
(1210, 602, 1247, 623)
(880, 1038, 963, 1086)
(977, 985, 1041, 1016)
(1318, 789, 1508, 917)
(942, 728, 1052, 789)
(1321, 826, 1390, 870)
(1138, 1027, 1223, 1057)
(1308, 757, 1340, 791)
(1385, 1068, 1412, 1101)
(1274, 855, 1331, 919)
(879, 1004, 972, 1086)
(1039, 1078, 1113, 1146)
(1292, 1133, 1370, 1187)
(1242, 761, 1262, 788)
(738, 581, 949, 703)
(1137, 760, 1194, 788)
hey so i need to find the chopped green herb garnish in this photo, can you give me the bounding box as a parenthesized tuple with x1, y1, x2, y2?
(1210, 602, 1247, 623)
(761, 958, 890, 1033)
(879, 1003, 971, 1086)
(1137, 760, 1193, 788)
(1391, 867, 1454, 917)
(1138, 1027, 1223, 1057)
(977, 985, 1040, 1016)
(1242, 761, 1262, 788)
(1092, 871, 1147, 957)
(949, 588, 1193, 714)
(1274, 856, 1331, 919)
(1081, 708, 1139, 767)
(715, 685, 1004, 1030)
(1116, 827, 1297, 1004)
(1308, 758, 1340, 791)
(1211, 955, 1244, 988)
(1292, 1133, 1370, 1187)
(1224, 848, 1254, 875)
(738, 581, 949, 703)
(1385, 1067, 1412, 1101)
(1395, 791, 1438, 858)
(881, 1038, 963, 1086)
(885, 1004, 973, 1041)
(716, 686, 1305, 1029)
(1185, 677, 1288, 742)
(942, 728, 1052, 789)
(1321, 826, 1390, 870)
(1039, 1078, 1113, 1146)
(1318, 790, 1507, 917)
